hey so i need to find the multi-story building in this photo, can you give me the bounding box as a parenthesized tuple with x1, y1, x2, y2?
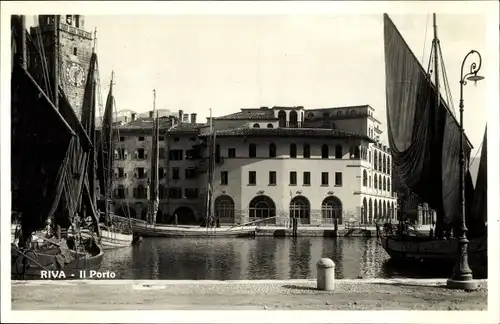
(109, 105, 397, 226)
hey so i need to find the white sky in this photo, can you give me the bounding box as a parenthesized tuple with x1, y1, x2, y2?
(6, 2, 499, 153)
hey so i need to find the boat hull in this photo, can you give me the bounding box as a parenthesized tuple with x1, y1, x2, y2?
(11, 243, 104, 280)
(81, 229, 133, 250)
(379, 234, 487, 275)
(132, 224, 257, 238)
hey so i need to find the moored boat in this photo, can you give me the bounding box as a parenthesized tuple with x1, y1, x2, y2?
(379, 13, 487, 275)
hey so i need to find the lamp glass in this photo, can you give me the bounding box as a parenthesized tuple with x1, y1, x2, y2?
(467, 75, 485, 82)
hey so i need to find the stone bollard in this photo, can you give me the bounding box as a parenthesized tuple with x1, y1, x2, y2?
(316, 258, 335, 291)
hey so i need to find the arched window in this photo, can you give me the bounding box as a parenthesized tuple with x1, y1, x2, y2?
(321, 196, 342, 225)
(383, 155, 386, 173)
(387, 177, 391, 192)
(379, 174, 382, 190)
(374, 151, 378, 169)
(214, 195, 235, 224)
(322, 112, 330, 119)
(368, 150, 371, 163)
(290, 196, 311, 225)
(363, 170, 368, 186)
(289, 111, 298, 128)
(267, 123, 274, 128)
(253, 123, 260, 128)
(388, 156, 391, 174)
(269, 143, 276, 158)
(362, 198, 368, 224)
(336, 111, 343, 116)
(335, 144, 342, 159)
(383, 177, 386, 191)
(368, 198, 373, 223)
(290, 143, 297, 158)
(278, 110, 286, 128)
(249, 195, 276, 224)
(249, 143, 257, 158)
(369, 175, 371, 188)
(303, 143, 310, 158)
(374, 175, 378, 189)
(307, 112, 314, 119)
(321, 144, 329, 159)
(374, 200, 378, 219)
(350, 110, 356, 116)
(378, 154, 382, 172)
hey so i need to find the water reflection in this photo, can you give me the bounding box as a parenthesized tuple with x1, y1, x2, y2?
(99, 237, 472, 280)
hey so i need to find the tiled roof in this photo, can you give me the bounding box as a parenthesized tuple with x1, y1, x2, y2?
(116, 116, 173, 129)
(215, 110, 277, 121)
(199, 127, 373, 141)
(167, 122, 205, 134)
(307, 105, 371, 112)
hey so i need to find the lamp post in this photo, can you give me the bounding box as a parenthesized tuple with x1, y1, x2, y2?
(446, 50, 484, 291)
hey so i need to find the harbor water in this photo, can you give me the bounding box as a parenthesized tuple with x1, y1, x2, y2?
(100, 237, 457, 280)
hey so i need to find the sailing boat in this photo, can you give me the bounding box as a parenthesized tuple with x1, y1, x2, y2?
(378, 14, 487, 275)
(130, 107, 259, 237)
(78, 72, 135, 249)
(11, 15, 104, 279)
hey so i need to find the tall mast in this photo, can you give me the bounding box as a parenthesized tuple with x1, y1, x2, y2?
(20, 15, 27, 69)
(433, 13, 440, 107)
(53, 15, 60, 109)
(105, 71, 114, 222)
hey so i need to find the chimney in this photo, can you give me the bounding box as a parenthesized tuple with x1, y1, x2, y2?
(124, 116, 128, 123)
(178, 110, 184, 122)
(149, 111, 154, 118)
(183, 114, 189, 123)
(131, 113, 136, 121)
(190, 113, 197, 124)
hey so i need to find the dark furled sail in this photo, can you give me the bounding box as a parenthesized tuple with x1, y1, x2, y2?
(469, 127, 487, 237)
(383, 14, 474, 230)
(96, 79, 115, 214)
(11, 64, 75, 237)
(147, 109, 160, 225)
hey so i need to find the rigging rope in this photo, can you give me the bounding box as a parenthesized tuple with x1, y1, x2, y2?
(421, 14, 429, 66)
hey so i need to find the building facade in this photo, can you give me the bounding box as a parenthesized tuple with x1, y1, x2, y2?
(109, 105, 397, 226)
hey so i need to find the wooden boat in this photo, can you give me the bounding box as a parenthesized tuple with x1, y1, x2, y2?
(129, 223, 257, 238)
(380, 13, 487, 273)
(11, 15, 104, 279)
(11, 238, 104, 280)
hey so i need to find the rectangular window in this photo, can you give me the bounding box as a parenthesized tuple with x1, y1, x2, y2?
(184, 188, 199, 199)
(335, 172, 343, 186)
(269, 171, 277, 185)
(120, 136, 125, 142)
(185, 168, 196, 179)
(303, 171, 311, 186)
(321, 172, 329, 185)
(137, 148, 145, 159)
(138, 136, 145, 141)
(168, 149, 183, 160)
(73, 47, 77, 55)
(118, 167, 125, 178)
(137, 167, 145, 178)
(228, 148, 236, 158)
(221, 171, 228, 185)
(289, 171, 297, 185)
(159, 136, 164, 141)
(249, 171, 256, 185)
(169, 187, 183, 199)
(118, 148, 127, 160)
(172, 167, 180, 180)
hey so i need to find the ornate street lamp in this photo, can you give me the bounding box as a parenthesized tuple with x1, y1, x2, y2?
(446, 50, 484, 291)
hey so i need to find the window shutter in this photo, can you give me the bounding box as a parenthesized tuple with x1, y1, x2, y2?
(134, 168, 138, 178)
(134, 150, 139, 159)
(124, 172, 128, 179)
(133, 187, 137, 198)
(114, 168, 118, 178)
(144, 150, 148, 159)
(114, 149, 119, 159)
(124, 150, 128, 159)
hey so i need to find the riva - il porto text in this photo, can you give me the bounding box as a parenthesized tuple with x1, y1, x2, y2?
(40, 270, 116, 279)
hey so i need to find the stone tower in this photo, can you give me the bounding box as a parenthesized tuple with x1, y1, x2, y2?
(30, 15, 93, 120)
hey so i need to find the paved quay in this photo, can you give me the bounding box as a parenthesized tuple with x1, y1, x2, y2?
(11, 278, 487, 311)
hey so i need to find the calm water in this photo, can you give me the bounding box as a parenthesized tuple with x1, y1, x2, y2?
(99, 237, 457, 280)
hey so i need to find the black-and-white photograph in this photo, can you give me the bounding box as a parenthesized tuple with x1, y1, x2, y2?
(1, 1, 498, 323)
